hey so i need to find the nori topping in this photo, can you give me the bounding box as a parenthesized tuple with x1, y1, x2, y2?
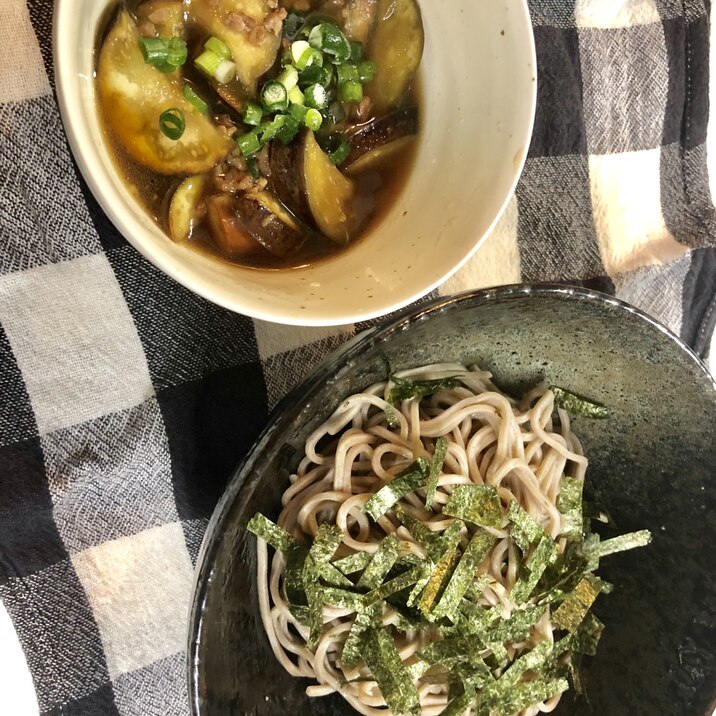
(443, 485, 503, 529)
(363, 565, 428, 606)
(364, 459, 430, 521)
(425, 436, 449, 509)
(389, 375, 463, 404)
(586, 529, 652, 559)
(508, 501, 547, 552)
(247, 513, 297, 552)
(341, 603, 381, 667)
(552, 574, 601, 632)
(333, 551, 373, 575)
(558, 476, 584, 541)
(511, 536, 558, 605)
(432, 530, 496, 622)
(358, 534, 401, 589)
(360, 628, 421, 715)
(551, 386, 609, 419)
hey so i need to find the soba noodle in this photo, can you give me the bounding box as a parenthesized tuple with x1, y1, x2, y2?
(256, 363, 590, 715)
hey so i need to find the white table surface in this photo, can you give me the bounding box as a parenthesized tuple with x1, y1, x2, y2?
(1, 14, 715, 716)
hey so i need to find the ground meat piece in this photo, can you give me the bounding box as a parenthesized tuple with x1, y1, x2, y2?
(215, 167, 256, 195)
(216, 115, 239, 138)
(256, 177, 269, 191)
(257, 146, 271, 178)
(227, 153, 249, 172)
(264, 8, 288, 36)
(267, 0, 279, 8)
(137, 21, 158, 37)
(225, 11, 256, 32)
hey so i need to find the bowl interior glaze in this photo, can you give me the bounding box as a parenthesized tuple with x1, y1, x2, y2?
(189, 286, 716, 715)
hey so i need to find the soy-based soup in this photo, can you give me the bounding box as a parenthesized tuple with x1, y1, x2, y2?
(97, 0, 423, 269)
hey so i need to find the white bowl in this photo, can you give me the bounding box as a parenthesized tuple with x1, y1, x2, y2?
(54, 0, 536, 326)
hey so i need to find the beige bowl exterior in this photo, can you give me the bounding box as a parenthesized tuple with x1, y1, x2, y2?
(54, 0, 536, 326)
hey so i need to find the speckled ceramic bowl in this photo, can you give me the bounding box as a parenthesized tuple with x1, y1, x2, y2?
(188, 285, 716, 715)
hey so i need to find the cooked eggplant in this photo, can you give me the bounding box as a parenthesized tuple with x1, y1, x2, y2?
(365, 0, 424, 116)
(270, 130, 356, 243)
(341, 0, 378, 43)
(302, 131, 356, 244)
(135, 0, 185, 38)
(185, 0, 284, 97)
(205, 192, 306, 259)
(169, 174, 209, 242)
(344, 106, 418, 173)
(98, 11, 232, 175)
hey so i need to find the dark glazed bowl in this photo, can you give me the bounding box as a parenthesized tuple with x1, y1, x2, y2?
(188, 285, 716, 716)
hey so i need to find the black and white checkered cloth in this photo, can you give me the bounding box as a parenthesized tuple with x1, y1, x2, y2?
(1, 0, 715, 713)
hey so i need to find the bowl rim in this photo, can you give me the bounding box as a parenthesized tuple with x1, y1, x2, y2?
(52, 0, 538, 327)
(185, 282, 716, 714)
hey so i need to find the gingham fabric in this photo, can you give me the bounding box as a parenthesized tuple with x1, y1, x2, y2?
(1, 0, 715, 713)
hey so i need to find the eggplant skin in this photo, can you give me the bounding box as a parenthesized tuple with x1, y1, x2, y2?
(206, 192, 305, 260)
(345, 106, 418, 168)
(268, 140, 311, 224)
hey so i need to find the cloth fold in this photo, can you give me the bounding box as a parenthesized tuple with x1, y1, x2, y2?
(0, 0, 715, 713)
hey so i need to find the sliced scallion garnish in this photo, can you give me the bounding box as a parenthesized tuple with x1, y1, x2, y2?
(182, 86, 208, 114)
(158, 108, 185, 140)
(261, 80, 289, 114)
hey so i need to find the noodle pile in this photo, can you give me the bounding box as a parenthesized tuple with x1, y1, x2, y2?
(254, 363, 595, 715)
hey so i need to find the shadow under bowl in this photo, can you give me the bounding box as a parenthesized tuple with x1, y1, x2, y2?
(189, 284, 716, 716)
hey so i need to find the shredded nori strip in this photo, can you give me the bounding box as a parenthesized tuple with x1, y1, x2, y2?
(321, 587, 364, 611)
(443, 485, 503, 529)
(363, 565, 428, 606)
(418, 521, 465, 616)
(363, 459, 430, 521)
(341, 603, 381, 667)
(551, 386, 609, 419)
(586, 529, 652, 559)
(333, 551, 372, 575)
(485, 604, 547, 645)
(389, 374, 463, 404)
(511, 535, 559, 604)
(309, 524, 353, 587)
(303, 556, 324, 646)
(394, 505, 443, 560)
(360, 628, 421, 715)
(552, 574, 601, 632)
(440, 686, 476, 716)
(418, 636, 493, 678)
(558, 476, 584, 540)
(246, 513, 297, 552)
(425, 436, 449, 509)
(432, 530, 496, 622)
(508, 501, 547, 552)
(569, 611, 604, 656)
(384, 404, 401, 429)
(481, 677, 569, 716)
(358, 534, 400, 589)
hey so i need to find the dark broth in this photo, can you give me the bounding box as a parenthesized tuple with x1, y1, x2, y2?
(97, 0, 420, 270)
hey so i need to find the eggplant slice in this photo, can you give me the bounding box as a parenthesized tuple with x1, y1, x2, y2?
(98, 10, 232, 175)
(344, 106, 418, 173)
(206, 192, 306, 259)
(185, 0, 284, 97)
(365, 0, 424, 116)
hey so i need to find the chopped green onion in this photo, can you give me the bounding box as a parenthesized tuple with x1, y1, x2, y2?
(291, 40, 311, 64)
(258, 115, 287, 143)
(158, 108, 185, 140)
(183, 86, 208, 114)
(319, 132, 351, 166)
(139, 36, 188, 73)
(299, 64, 333, 88)
(204, 35, 231, 60)
(261, 80, 289, 113)
(358, 59, 377, 83)
(276, 114, 301, 144)
(214, 59, 236, 84)
(304, 107, 323, 131)
(336, 63, 359, 84)
(308, 22, 352, 64)
(350, 41, 364, 62)
(236, 130, 261, 157)
(304, 83, 329, 110)
(339, 79, 363, 103)
(278, 65, 299, 92)
(243, 101, 263, 126)
(288, 102, 308, 122)
(288, 86, 306, 106)
(194, 49, 221, 78)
